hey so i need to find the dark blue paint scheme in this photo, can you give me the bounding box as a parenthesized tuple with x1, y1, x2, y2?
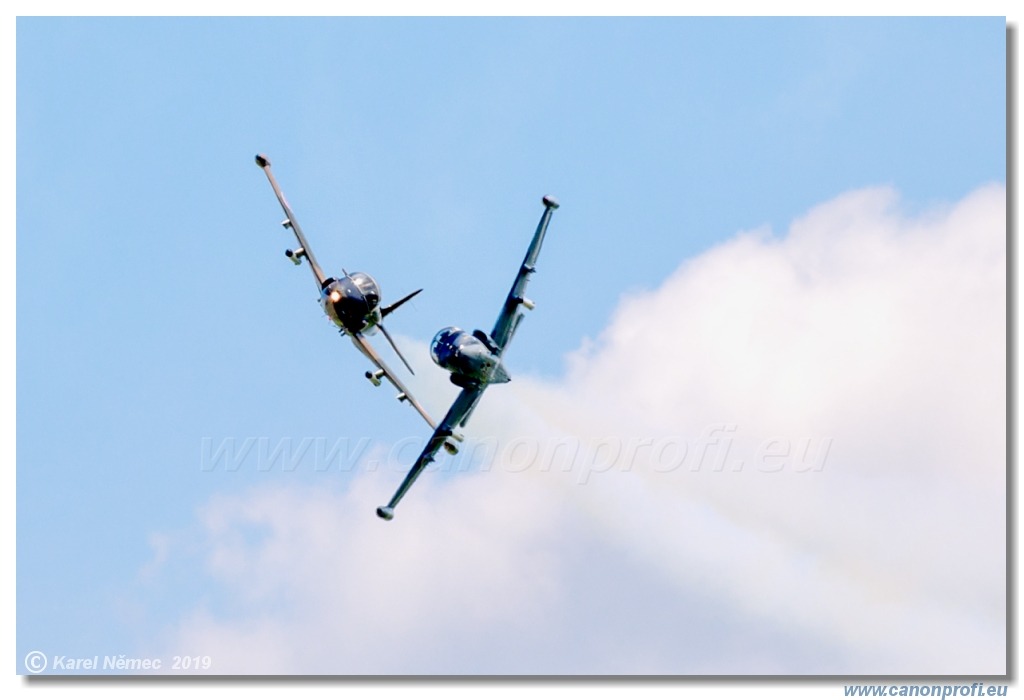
(378, 195, 560, 520)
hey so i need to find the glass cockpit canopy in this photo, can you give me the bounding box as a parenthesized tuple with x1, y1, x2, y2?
(430, 326, 464, 366)
(348, 272, 381, 310)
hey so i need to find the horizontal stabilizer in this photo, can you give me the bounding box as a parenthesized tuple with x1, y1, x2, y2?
(378, 322, 415, 375)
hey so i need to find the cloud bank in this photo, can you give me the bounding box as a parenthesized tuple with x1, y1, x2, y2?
(144, 183, 1006, 674)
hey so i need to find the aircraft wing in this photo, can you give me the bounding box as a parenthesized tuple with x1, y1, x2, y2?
(255, 154, 328, 289)
(376, 385, 485, 520)
(489, 196, 560, 352)
(349, 332, 438, 430)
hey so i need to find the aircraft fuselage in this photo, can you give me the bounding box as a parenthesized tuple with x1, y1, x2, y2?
(430, 326, 510, 387)
(321, 271, 382, 335)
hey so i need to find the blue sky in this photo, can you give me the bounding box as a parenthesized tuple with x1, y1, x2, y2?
(15, 16, 1007, 677)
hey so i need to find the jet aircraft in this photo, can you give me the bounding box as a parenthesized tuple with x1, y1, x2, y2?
(376, 195, 560, 520)
(254, 153, 440, 429)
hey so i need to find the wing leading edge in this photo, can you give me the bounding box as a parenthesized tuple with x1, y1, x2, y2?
(489, 195, 560, 351)
(350, 332, 439, 430)
(255, 154, 328, 289)
(376, 386, 484, 520)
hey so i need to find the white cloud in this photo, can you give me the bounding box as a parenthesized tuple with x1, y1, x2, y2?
(145, 183, 1005, 674)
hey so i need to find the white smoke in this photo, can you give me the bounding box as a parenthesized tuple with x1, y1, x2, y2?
(144, 183, 1006, 674)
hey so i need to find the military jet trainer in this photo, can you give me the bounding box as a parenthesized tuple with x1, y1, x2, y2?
(377, 195, 560, 520)
(254, 153, 439, 429)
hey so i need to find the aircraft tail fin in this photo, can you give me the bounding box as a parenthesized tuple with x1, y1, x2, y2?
(381, 288, 422, 318)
